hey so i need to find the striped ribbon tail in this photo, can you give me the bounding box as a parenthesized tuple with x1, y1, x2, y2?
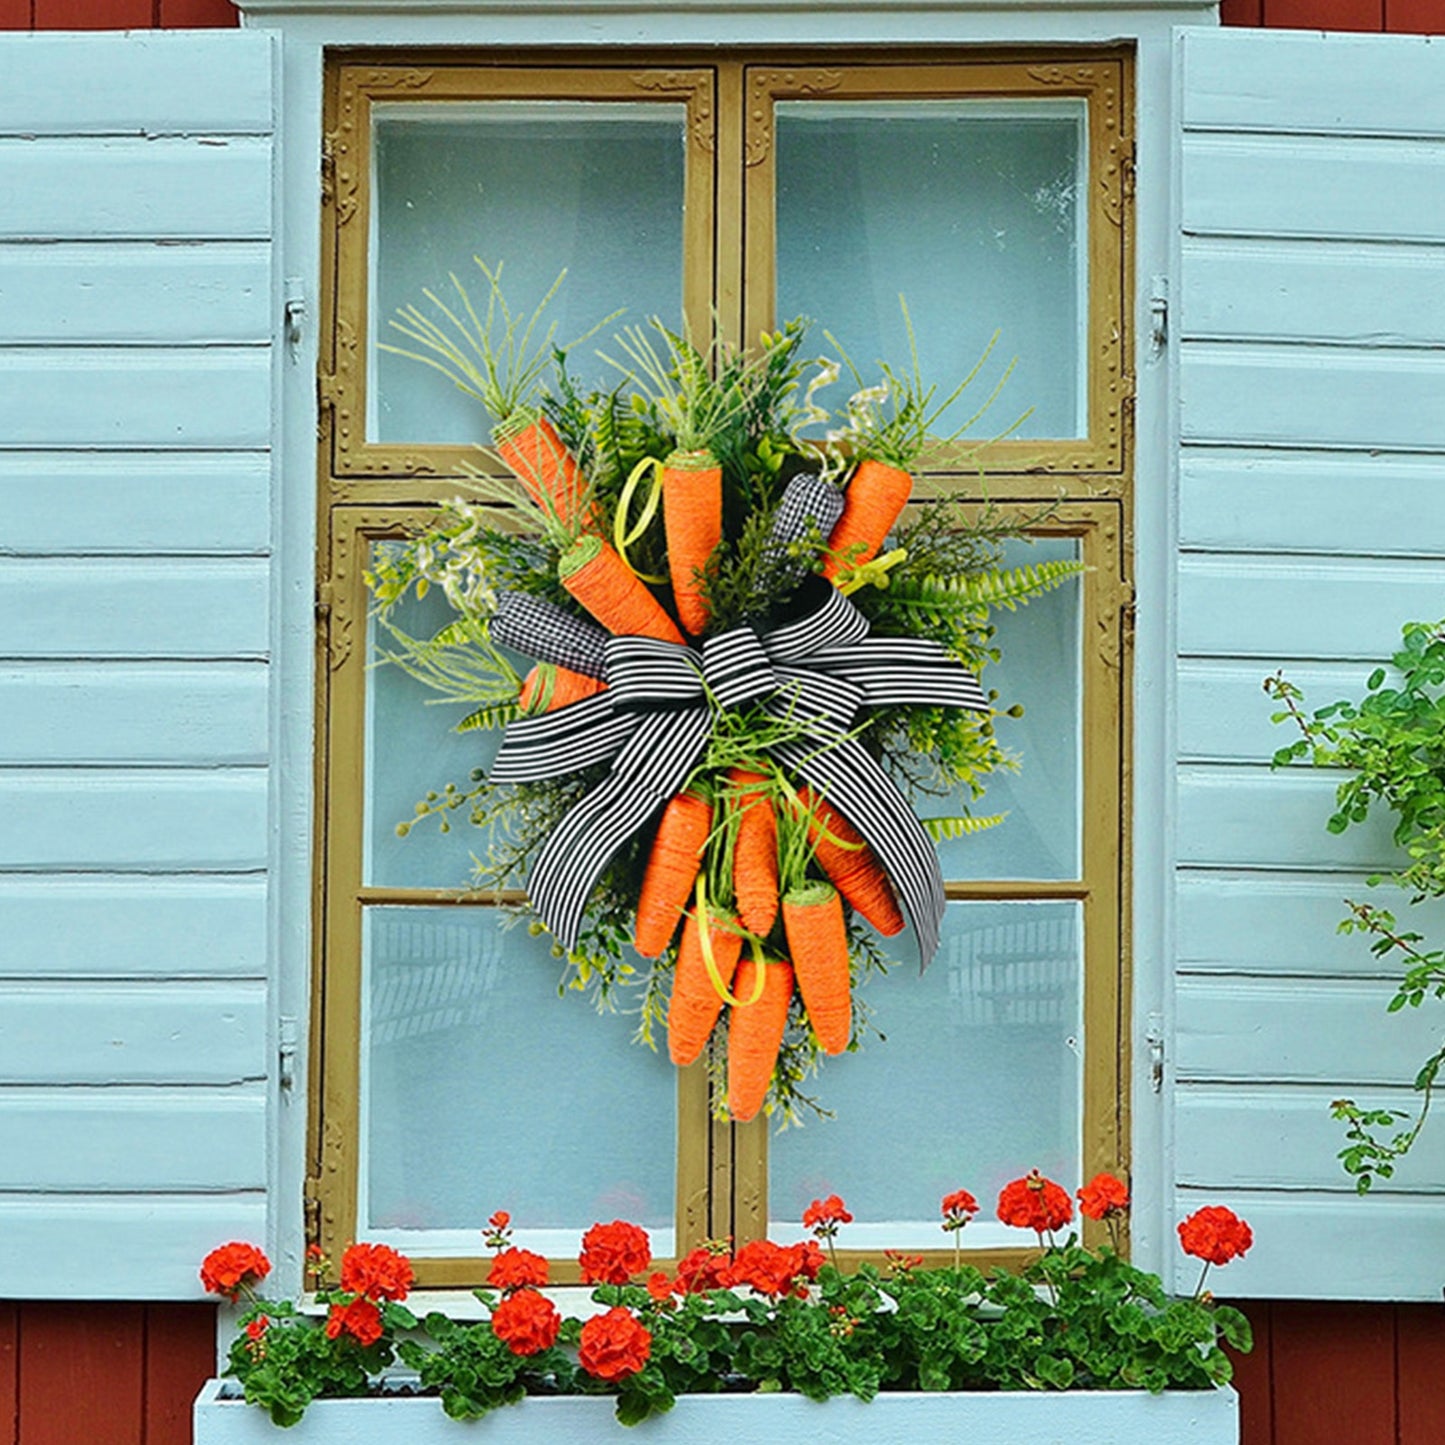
(528, 708, 713, 950)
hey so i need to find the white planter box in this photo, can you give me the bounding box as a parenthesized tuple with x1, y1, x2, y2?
(194, 1377, 1239, 1444)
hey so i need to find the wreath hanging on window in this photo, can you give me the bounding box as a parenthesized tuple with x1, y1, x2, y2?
(367, 262, 1081, 1124)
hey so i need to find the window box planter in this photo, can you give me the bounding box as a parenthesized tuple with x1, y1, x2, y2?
(194, 1378, 1238, 1444)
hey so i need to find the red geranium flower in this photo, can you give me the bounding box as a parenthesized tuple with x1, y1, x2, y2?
(491, 1288, 561, 1356)
(732, 1239, 824, 1298)
(487, 1247, 550, 1294)
(245, 1316, 268, 1344)
(200, 1242, 272, 1301)
(1078, 1172, 1130, 1222)
(578, 1306, 652, 1383)
(339, 1242, 414, 1302)
(802, 1194, 853, 1238)
(646, 1271, 676, 1305)
(1178, 1206, 1253, 1266)
(578, 1220, 652, 1285)
(997, 1170, 1074, 1235)
(674, 1245, 734, 1295)
(489, 1210, 511, 1231)
(940, 1189, 980, 1232)
(325, 1297, 383, 1347)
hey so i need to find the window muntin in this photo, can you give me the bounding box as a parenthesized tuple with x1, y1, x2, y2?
(317, 53, 1132, 1285)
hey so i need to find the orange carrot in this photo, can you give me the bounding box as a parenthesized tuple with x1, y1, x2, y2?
(661, 449, 722, 636)
(782, 881, 851, 1056)
(634, 792, 713, 958)
(797, 786, 905, 937)
(667, 909, 743, 1066)
(560, 535, 685, 645)
(518, 663, 606, 714)
(729, 767, 779, 938)
(727, 957, 794, 1123)
(495, 413, 594, 530)
(821, 458, 914, 582)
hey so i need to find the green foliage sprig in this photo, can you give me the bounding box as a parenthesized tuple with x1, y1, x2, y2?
(1266, 619, 1445, 1190)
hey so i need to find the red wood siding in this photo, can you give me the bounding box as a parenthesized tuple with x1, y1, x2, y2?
(0, 0, 236, 26)
(1221, 0, 1445, 27)
(0, 1305, 214, 1445)
(1232, 1302, 1445, 1445)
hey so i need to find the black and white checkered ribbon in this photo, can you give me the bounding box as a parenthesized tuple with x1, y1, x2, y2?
(489, 582, 988, 967)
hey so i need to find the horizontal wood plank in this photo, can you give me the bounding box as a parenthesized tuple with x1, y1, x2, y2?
(1178, 658, 1378, 762)
(0, 137, 271, 241)
(1181, 343, 1445, 450)
(1171, 1188, 1445, 1300)
(0, 875, 266, 979)
(0, 452, 270, 555)
(1179, 450, 1445, 556)
(0, 664, 268, 765)
(1177, 767, 1404, 871)
(0, 1088, 266, 1191)
(0, 348, 270, 449)
(1177, 555, 1444, 660)
(0, 242, 270, 345)
(1176, 976, 1442, 1084)
(0, 558, 269, 658)
(0, 1194, 266, 1300)
(1176, 870, 1445, 975)
(0, 31, 273, 136)
(0, 982, 265, 1085)
(0, 768, 268, 871)
(1182, 134, 1445, 242)
(1176, 1085, 1445, 1191)
(1181, 28, 1445, 137)
(1181, 238, 1445, 346)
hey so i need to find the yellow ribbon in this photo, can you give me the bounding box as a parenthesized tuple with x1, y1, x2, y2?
(614, 456, 668, 584)
(696, 876, 766, 1008)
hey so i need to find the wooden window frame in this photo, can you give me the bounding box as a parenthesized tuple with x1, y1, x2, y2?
(312, 48, 1134, 1288)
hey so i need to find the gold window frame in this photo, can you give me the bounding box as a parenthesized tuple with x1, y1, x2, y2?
(311, 49, 1134, 1285)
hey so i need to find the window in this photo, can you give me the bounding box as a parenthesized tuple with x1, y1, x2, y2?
(313, 50, 1132, 1284)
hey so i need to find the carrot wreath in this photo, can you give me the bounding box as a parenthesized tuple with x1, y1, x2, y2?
(798, 786, 905, 937)
(782, 881, 851, 1056)
(518, 663, 606, 714)
(634, 791, 714, 958)
(560, 535, 685, 646)
(729, 767, 780, 938)
(821, 458, 914, 583)
(727, 957, 795, 1123)
(661, 450, 722, 637)
(666, 907, 744, 1067)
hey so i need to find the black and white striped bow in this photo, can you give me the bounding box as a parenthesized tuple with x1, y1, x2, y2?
(488, 582, 989, 967)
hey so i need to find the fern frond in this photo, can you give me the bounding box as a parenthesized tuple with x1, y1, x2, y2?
(890, 557, 1086, 622)
(922, 813, 1008, 840)
(457, 701, 522, 733)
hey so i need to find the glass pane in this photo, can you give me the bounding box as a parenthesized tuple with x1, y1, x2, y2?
(934, 535, 1082, 880)
(371, 101, 687, 444)
(365, 571, 506, 890)
(769, 901, 1081, 1250)
(775, 100, 1086, 440)
(361, 906, 677, 1256)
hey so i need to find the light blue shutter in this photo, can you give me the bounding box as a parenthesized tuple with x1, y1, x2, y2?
(1172, 26, 1445, 1300)
(0, 30, 276, 1299)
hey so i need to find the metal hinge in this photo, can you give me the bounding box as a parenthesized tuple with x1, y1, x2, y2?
(317, 372, 341, 414)
(1145, 1012, 1165, 1094)
(278, 1014, 299, 1092)
(315, 581, 334, 622)
(1149, 275, 1169, 355)
(284, 277, 306, 352)
(1121, 140, 1137, 200)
